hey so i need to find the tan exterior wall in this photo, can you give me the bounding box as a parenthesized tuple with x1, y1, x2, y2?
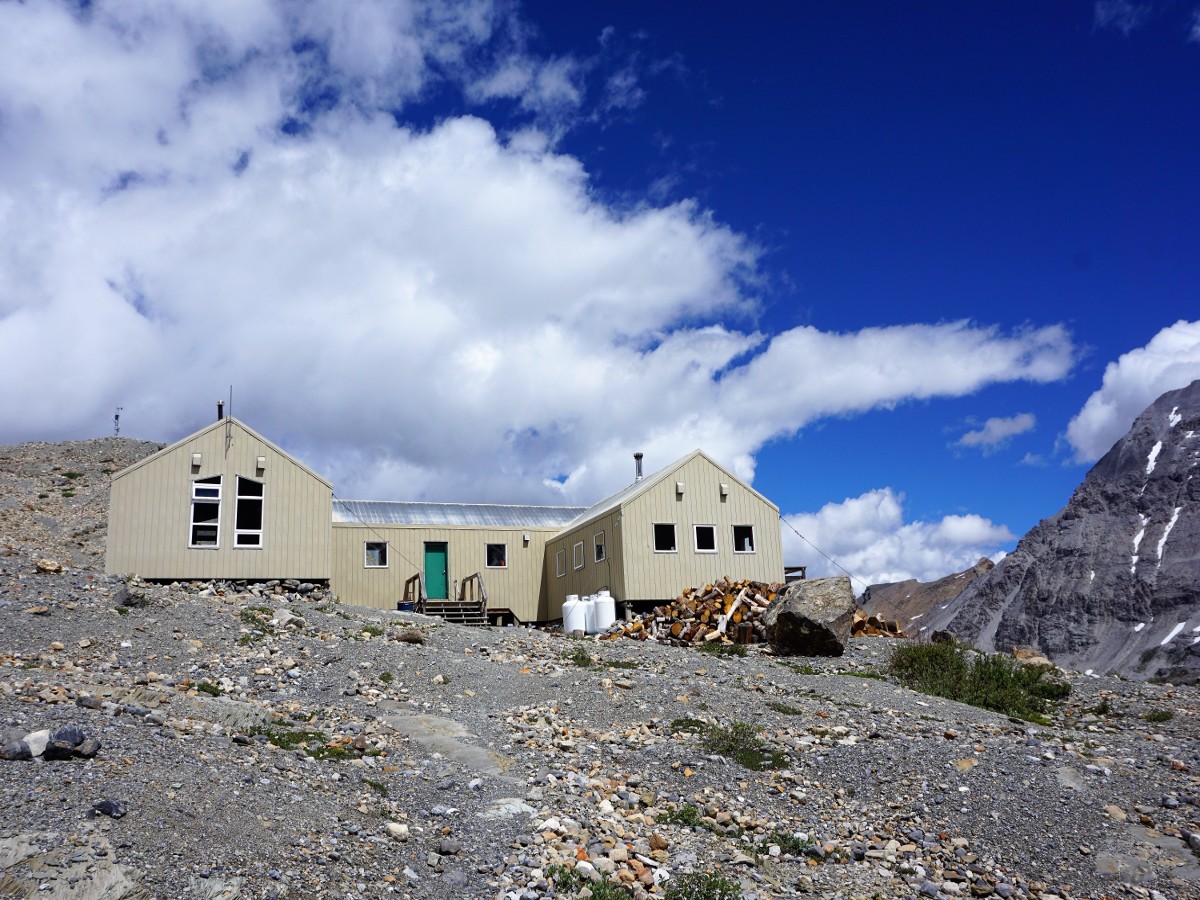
(106, 420, 331, 580)
(543, 507, 626, 614)
(544, 454, 783, 618)
(331, 523, 558, 621)
(619, 454, 782, 601)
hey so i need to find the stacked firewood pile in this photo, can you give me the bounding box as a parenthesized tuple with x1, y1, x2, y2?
(607, 578, 782, 646)
(851, 609, 906, 638)
(602, 578, 907, 647)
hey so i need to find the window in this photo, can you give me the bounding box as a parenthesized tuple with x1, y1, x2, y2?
(364, 541, 388, 568)
(573, 541, 585, 570)
(556, 549, 566, 577)
(234, 477, 264, 547)
(189, 476, 221, 547)
(653, 523, 677, 552)
(594, 531, 606, 563)
(733, 525, 756, 553)
(486, 543, 507, 568)
(694, 524, 717, 553)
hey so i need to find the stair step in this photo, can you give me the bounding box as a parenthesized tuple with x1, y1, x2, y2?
(418, 601, 489, 627)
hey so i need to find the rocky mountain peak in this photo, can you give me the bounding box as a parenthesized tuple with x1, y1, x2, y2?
(925, 379, 1200, 680)
(859, 557, 994, 631)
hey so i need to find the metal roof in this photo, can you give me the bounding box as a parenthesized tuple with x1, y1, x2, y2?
(333, 499, 588, 529)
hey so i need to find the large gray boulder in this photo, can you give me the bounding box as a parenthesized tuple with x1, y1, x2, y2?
(925, 379, 1200, 681)
(763, 576, 856, 656)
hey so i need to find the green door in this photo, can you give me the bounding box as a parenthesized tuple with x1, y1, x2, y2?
(424, 542, 449, 599)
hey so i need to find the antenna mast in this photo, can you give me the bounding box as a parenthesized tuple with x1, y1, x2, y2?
(224, 386, 234, 456)
(113, 407, 123, 437)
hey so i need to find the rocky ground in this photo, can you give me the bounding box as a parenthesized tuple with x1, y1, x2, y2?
(0, 438, 1198, 900)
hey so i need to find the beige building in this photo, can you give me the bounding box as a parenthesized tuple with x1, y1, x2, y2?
(330, 501, 585, 623)
(106, 417, 332, 581)
(107, 417, 784, 622)
(545, 450, 783, 614)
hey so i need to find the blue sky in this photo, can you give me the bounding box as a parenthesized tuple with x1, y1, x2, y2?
(2, 1, 1199, 588)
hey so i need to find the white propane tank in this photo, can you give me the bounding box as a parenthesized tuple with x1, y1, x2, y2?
(562, 595, 587, 634)
(592, 590, 616, 634)
(582, 594, 597, 634)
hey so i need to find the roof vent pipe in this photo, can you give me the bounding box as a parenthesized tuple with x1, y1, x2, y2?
(634, 452, 644, 482)
(217, 401, 224, 421)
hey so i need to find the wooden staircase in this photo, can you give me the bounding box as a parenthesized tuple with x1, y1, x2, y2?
(416, 599, 488, 626)
(403, 571, 490, 627)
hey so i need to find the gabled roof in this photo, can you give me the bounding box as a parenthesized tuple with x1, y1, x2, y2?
(110, 417, 333, 489)
(558, 448, 778, 535)
(333, 500, 587, 529)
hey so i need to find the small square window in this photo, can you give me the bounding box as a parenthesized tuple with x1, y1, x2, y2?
(486, 543, 507, 568)
(594, 531, 606, 563)
(733, 525, 756, 553)
(694, 524, 717, 553)
(573, 541, 585, 570)
(365, 541, 388, 568)
(653, 523, 677, 553)
(556, 549, 566, 577)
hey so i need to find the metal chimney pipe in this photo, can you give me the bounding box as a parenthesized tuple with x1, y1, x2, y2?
(634, 452, 644, 481)
(217, 401, 224, 421)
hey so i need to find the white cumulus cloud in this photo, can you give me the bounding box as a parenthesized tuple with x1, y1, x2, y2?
(1065, 320, 1200, 462)
(782, 489, 1014, 594)
(956, 412, 1036, 453)
(0, 0, 1081, 510)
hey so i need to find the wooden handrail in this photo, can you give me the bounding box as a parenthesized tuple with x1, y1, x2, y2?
(459, 572, 488, 615)
(402, 572, 427, 613)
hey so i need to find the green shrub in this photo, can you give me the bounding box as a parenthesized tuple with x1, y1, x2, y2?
(696, 642, 747, 658)
(766, 701, 803, 715)
(1089, 697, 1115, 717)
(564, 647, 594, 668)
(196, 681, 222, 697)
(775, 660, 817, 675)
(1142, 709, 1174, 723)
(362, 778, 389, 796)
(659, 804, 704, 827)
(379, 671, 394, 684)
(887, 640, 1071, 722)
(771, 830, 814, 856)
(545, 863, 581, 894)
(701, 721, 786, 771)
(665, 871, 743, 900)
(63, 471, 84, 480)
(587, 877, 625, 899)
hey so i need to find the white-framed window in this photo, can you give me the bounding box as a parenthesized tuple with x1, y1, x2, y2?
(556, 549, 566, 577)
(694, 524, 717, 553)
(486, 543, 507, 568)
(573, 541, 585, 570)
(364, 541, 388, 568)
(733, 524, 756, 553)
(594, 531, 605, 563)
(189, 476, 221, 547)
(653, 523, 677, 553)
(234, 476, 264, 548)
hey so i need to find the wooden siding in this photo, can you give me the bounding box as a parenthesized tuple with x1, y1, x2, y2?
(543, 453, 783, 618)
(543, 507, 625, 617)
(331, 524, 558, 621)
(619, 454, 781, 601)
(106, 420, 331, 580)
